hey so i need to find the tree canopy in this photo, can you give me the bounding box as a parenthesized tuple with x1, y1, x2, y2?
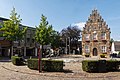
(35, 14, 55, 46)
(50, 31, 61, 48)
(0, 7, 27, 41)
(60, 25, 81, 42)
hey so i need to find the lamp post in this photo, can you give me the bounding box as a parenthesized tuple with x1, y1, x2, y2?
(65, 38, 67, 55)
(68, 37, 70, 55)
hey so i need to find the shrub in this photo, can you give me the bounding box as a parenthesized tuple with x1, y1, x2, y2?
(0, 53, 2, 57)
(119, 52, 120, 55)
(106, 60, 120, 71)
(82, 60, 98, 72)
(0, 57, 2, 60)
(27, 58, 64, 72)
(11, 56, 25, 66)
(27, 58, 38, 70)
(118, 52, 120, 58)
(100, 54, 106, 58)
(82, 60, 120, 72)
(85, 54, 90, 57)
(42, 59, 64, 72)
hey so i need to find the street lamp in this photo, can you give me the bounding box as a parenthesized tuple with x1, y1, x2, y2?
(65, 38, 67, 55)
(68, 37, 70, 55)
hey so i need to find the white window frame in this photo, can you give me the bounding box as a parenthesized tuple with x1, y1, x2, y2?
(101, 46, 106, 53)
(93, 33, 97, 40)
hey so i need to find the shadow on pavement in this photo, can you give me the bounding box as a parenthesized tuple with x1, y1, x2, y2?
(63, 69, 73, 73)
(0, 57, 11, 62)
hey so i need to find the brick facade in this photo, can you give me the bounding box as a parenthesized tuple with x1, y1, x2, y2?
(82, 9, 111, 57)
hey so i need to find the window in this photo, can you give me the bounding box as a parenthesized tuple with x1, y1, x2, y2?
(101, 46, 106, 53)
(27, 38, 30, 42)
(85, 45, 90, 53)
(98, 23, 101, 28)
(85, 34, 90, 40)
(32, 39, 34, 43)
(98, 19, 100, 22)
(93, 33, 97, 40)
(101, 32, 106, 39)
(90, 20, 92, 23)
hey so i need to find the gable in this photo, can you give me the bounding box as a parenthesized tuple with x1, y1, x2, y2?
(83, 9, 110, 33)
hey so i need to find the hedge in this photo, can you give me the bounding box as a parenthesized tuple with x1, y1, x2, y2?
(82, 60, 99, 72)
(27, 58, 64, 72)
(11, 56, 25, 66)
(100, 54, 106, 58)
(82, 60, 120, 72)
(106, 60, 120, 71)
(85, 54, 90, 57)
(27, 58, 38, 70)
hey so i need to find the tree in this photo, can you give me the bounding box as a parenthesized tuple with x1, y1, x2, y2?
(61, 25, 81, 41)
(51, 31, 61, 49)
(110, 38, 114, 51)
(35, 14, 55, 72)
(0, 7, 27, 56)
(60, 25, 81, 52)
(35, 15, 54, 46)
(60, 25, 81, 43)
(110, 38, 114, 44)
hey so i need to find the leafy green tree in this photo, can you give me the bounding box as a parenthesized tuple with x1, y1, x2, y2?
(35, 15, 53, 45)
(35, 14, 55, 72)
(110, 38, 114, 51)
(60, 25, 81, 49)
(110, 38, 114, 44)
(35, 15, 60, 50)
(51, 31, 61, 49)
(0, 7, 27, 56)
(61, 25, 81, 42)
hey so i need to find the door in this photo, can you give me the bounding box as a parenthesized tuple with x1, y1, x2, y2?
(93, 48, 97, 56)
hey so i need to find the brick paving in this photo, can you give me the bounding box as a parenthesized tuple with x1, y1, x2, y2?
(0, 55, 120, 80)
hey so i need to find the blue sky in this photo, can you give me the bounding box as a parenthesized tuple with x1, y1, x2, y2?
(0, 0, 120, 40)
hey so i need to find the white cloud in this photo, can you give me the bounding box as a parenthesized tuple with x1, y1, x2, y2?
(72, 22, 86, 30)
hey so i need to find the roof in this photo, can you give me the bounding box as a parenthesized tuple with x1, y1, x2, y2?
(0, 17, 35, 29)
(0, 17, 9, 21)
(114, 41, 120, 51)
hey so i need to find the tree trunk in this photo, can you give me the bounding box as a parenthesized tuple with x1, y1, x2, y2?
(38, 45, 42, 72)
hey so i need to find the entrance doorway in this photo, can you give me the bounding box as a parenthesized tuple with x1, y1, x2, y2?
(93, 48, 97, 56)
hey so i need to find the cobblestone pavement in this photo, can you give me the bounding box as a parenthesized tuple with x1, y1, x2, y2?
(0, 55, 120, 80)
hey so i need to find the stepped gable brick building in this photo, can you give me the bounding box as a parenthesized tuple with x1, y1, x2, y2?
(82, 9, 111, 57)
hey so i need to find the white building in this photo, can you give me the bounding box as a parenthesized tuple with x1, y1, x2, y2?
(111, 41, 120, 54)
